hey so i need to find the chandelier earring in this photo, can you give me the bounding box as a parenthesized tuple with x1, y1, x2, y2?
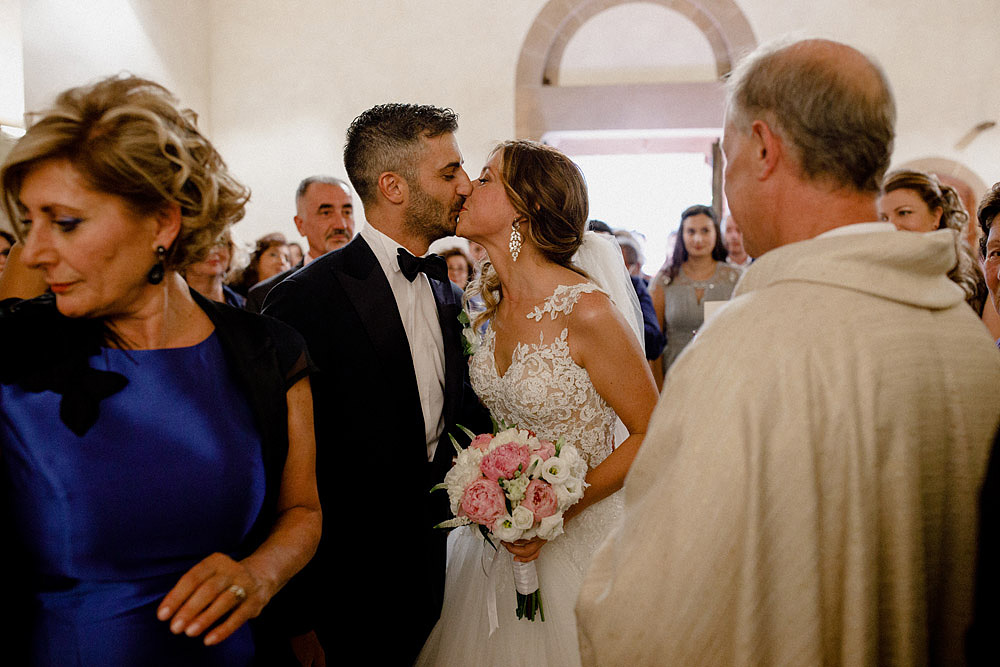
(147, 245, 167, 285)
(509, 219, 523, 262)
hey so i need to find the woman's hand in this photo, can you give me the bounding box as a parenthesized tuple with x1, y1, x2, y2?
(157, 552, 272, 646)
(502, 537, 547, 563)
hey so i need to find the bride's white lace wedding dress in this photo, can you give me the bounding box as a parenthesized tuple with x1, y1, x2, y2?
(417, 283, 624, 666)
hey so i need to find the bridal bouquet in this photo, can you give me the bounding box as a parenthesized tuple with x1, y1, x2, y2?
(432, 424, 588, 622)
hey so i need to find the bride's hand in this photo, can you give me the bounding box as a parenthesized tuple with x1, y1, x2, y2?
(502, 537, 547, 563)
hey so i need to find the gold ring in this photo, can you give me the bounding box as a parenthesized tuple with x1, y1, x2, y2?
(228, 584, 247, 602)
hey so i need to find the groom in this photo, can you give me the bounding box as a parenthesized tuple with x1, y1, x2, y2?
(263, 103, 490, 664)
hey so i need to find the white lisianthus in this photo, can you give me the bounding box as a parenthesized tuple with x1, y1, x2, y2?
(511, 505, 535, 530)
(536, 514, 565, 540)
(541, 456, 571, 485)
(501, 474, 530, 503)
(493, 514, 523, 542)
(553, 478, 585, 507)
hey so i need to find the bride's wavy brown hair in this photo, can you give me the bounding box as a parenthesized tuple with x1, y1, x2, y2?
(465, 140, 589, 329)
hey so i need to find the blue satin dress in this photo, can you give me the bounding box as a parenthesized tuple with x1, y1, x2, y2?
(0, 332, 266, 666)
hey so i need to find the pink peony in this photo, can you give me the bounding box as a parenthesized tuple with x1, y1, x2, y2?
(480, 443, 532, 481)
(535, 440, 556, 461)
(520, 479, 559, 522)
(470, 433, 494, 451)
(459, 478, 506, 526)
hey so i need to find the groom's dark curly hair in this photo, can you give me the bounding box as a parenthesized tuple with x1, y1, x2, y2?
(344, 103, 458, 207)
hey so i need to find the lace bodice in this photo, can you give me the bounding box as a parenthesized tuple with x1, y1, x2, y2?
(469, 283, 617, 469)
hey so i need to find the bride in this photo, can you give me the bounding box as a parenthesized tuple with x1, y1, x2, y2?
(417, 140, 659, 665)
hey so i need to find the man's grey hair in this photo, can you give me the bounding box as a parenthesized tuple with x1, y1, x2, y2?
(295, 175, 351, 206)
(725, 39, 895, 194)
(343, 103, 459, 207)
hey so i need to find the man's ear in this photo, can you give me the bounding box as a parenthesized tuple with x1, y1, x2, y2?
(751, 119, 783, 180)
(378, 172, 407, 205)
(153, 202, 182, 249)
(293, 215, 305, 235)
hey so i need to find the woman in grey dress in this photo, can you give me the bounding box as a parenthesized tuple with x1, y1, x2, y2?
(651, 205, 741, 386)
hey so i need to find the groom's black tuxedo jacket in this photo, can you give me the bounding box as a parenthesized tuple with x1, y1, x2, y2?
(263, 235, 488, 662)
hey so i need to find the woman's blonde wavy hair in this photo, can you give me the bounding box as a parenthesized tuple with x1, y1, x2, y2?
(0, 74, 249, 271)
(465, 140, 589, 329)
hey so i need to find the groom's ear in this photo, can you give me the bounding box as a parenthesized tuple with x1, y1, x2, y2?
(378, 171, 407, 205)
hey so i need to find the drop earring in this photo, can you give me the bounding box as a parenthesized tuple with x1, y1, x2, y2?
(147, 245, 166, 284)
(509, 220, 522, 262)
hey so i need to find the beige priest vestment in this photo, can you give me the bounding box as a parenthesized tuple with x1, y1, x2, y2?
(576, 227, 1000, 666)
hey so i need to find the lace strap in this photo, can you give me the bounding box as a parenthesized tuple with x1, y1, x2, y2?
(526, 283, 605, 321)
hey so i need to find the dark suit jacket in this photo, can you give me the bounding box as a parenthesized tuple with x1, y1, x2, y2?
(262, 235, 489, 663)
(245, 264, 301, 314)
(631, 275, 666, 360)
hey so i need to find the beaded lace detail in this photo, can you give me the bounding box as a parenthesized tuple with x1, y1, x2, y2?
(469, 283, 617, 469)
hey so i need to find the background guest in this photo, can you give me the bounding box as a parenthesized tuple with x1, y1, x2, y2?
(593, 223, 666, 365)
(440, 246, 474, 289)
(244, 176, 355, 314)
(0, 74, 321, 665)
(229, 232, 290, 296)
(183, 227, 245, 308)
(287, 242, 304, 268)
(723, 214, 752, 267)
(0, 229, 13, 275)
(650, 204, 740, 384)
(879, 168, 987, 314)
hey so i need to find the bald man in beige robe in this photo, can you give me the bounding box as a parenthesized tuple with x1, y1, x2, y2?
(576, 39, 1000, 666)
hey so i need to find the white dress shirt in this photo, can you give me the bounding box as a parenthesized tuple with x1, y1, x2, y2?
(361, 224, 446, 461)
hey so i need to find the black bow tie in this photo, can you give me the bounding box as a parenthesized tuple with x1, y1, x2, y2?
(397, 248, 449, 283)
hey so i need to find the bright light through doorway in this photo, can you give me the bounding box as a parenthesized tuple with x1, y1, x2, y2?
(572, 152, 714, 276)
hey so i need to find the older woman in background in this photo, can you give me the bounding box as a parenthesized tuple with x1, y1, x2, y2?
(229, 233, 291, 296)
(184, 227, 245, 308)
(0, 75, 320, 665)
(440, 246, 474, 289)
(879, 169, 987, 314)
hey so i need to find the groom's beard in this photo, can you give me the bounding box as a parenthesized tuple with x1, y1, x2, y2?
(404, 182, 463, 244)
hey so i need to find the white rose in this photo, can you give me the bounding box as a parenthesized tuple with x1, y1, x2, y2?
(511, 505, 535, 530)
(541, 456, 570, 485)
(493, 514, 522, 542)
(536, 514, 565, 540)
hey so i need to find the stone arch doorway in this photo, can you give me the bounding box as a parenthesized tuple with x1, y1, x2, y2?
(515, 0, 758, 140)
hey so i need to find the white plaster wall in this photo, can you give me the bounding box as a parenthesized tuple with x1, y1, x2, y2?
(20, 0, 211, 131)
(0, 0, 25, 127)
(207, 0, 542, 244)
(11, 0, 1000, 244)
(207, 0, 1000, 246)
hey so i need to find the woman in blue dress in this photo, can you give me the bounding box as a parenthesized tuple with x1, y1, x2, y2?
(0, 75, 321, 666)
